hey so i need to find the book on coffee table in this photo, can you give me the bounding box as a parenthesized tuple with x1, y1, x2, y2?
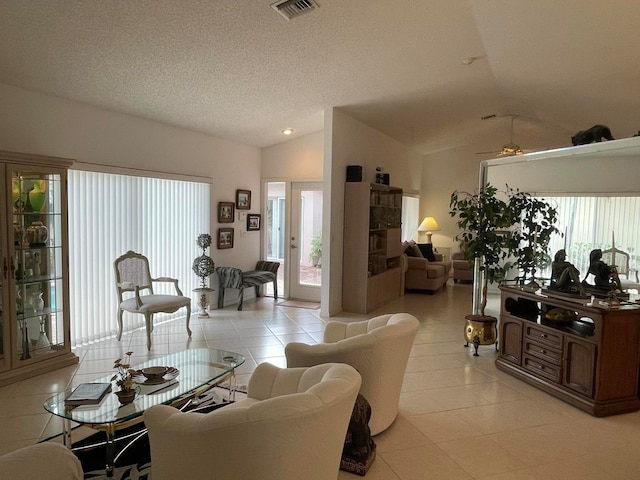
(65, 382, 112, 406)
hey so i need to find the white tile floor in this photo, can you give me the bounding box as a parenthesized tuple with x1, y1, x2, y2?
(3, 283, 640, 479)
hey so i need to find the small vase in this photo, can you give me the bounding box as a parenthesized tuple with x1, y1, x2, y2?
(34, 292, 45, 313)
(115, 389, 136, 405)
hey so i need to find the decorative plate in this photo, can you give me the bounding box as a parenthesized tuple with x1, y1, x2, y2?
(544, 308, 578, 323)
(133, 366, 180, 385)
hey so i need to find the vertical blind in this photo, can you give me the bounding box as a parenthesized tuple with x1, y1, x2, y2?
(538, 195, 639, 279)
(68, 170, 210, 346)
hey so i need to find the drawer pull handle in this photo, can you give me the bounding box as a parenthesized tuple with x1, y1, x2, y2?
(540, 349, 547, 354)
(540, 334, 547, 338)
(538, 365, 545, 370)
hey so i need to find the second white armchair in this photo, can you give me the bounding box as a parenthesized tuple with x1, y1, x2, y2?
(285, 313, 419, 435)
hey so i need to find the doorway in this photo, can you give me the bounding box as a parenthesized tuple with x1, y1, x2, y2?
(264, 181, 322, 302)
(289, 182, 323, 302)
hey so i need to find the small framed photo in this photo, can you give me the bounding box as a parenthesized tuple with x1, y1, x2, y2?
(247, 213, 261, 231)
(218, 202, 235, 223)
(217, 228, 234, 249)
(236, 189, 251, 210)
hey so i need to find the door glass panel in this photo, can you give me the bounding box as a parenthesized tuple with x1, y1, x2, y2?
(13, 171, 64, 361)
(265, 182, 285, 297)
(297, 188, 322, 288)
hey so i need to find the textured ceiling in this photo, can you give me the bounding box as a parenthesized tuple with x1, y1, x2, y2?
(1, 0, 639, 155)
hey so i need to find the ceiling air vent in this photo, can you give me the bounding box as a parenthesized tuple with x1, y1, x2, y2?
(271, 0, 318, 21)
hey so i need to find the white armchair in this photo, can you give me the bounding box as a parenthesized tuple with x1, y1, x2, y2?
(144, 362, 361, 480)
(285, 313, 419, 435)
(114, 250, 191, 350)
(0, 443, 83, 479)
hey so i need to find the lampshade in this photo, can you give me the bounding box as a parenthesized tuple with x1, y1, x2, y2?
(418, 216, 440, 244)
(418, 216, 440, 233)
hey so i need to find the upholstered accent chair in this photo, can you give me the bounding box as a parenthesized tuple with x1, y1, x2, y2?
(452, 251, 474, 283)
(0, 442, 84, 479)
(144, 362, 361, 480)
(114, 250, 191, 350)
(285, 313, 419, 435)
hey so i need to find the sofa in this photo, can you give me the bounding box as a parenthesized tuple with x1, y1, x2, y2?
(452, 251, 474, 283)
(402, 241, 451, 293)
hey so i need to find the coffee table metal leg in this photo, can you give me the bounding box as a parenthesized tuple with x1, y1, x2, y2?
(62, 418, 72, 448)
(105, 423, 115, 478)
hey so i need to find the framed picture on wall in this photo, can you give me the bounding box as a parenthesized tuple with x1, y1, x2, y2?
(217, 228, 234, 249)
(218, 202, 235, 223)
(247, 214, 261, 231)
(236, 189, 251, 210)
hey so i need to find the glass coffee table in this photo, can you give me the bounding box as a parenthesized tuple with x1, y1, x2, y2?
(44, 348, 245, 478)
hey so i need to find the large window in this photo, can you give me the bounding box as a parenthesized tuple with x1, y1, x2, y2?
(68, 169, 210, 346)
(401, 195, 420, 241)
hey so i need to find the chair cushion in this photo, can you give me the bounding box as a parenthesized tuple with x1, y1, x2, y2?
(121, 294, 190, 313)
(242, 270, 276, 287)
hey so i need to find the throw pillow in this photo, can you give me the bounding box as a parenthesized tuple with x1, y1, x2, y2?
(418, 243, 436, 261)
(411, 244, 424, 258)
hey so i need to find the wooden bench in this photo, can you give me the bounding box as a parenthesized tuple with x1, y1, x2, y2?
(215, 261, 280, 310)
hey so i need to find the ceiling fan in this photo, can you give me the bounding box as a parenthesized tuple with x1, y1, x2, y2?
(475, 114, 526, 157)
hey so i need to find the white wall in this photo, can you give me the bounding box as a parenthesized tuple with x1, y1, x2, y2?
(0, 82, 263, 303)
(262, 131, 324, 180)
(326, 108, 422, 315)
(421, 144, 485, 254)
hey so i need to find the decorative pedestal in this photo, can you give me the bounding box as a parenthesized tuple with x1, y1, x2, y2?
(193, 288, 214, 317)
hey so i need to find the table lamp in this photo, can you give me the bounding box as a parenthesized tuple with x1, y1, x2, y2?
(418, 216, 440, 244)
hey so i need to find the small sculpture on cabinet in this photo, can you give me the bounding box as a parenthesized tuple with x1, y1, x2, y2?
(582, 248, 624, 295)
(549, 249, 585, 296)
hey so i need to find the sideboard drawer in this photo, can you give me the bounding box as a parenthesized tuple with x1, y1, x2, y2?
(524, 339, 562, 366)
(523, 354, 562, 383)
(525, 325, 563, 349)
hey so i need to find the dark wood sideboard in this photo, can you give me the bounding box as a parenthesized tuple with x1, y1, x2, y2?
(496, 285, 640, 416)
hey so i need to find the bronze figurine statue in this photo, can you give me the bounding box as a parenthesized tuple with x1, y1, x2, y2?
(549, 249, 584, 295)
(582, 248, 623, 294)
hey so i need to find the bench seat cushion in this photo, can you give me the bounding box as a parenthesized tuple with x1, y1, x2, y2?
(242, 270, 276, 287)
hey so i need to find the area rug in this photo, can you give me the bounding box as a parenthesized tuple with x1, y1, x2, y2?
(43, 386, 244, 480)
(275, 300, 321, 309)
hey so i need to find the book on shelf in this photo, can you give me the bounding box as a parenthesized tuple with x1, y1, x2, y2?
(64, 382, 112, 406)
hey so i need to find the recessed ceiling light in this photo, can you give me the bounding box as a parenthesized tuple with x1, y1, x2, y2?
(281, 128, 294, 135)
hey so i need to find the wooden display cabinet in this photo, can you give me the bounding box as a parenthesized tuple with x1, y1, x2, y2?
(496, 285, 640, 416)
(343, 182, 402, 313)
(0, 151, 78, 386)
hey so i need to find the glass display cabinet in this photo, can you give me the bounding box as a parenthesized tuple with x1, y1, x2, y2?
(0, 150, 78, 386)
